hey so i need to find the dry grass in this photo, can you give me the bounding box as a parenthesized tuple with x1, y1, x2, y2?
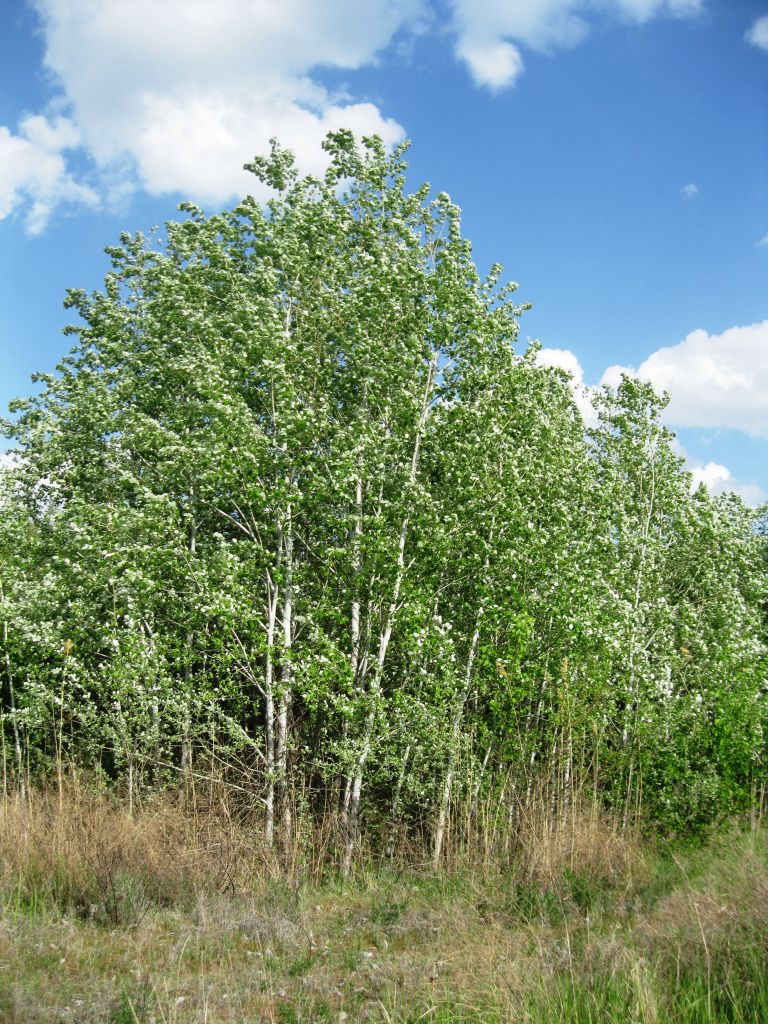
(0, 787, 765, 1022)
(639, 828, 768, 979)
(0, 786, 276, 926)
(510, 799, 646, 892)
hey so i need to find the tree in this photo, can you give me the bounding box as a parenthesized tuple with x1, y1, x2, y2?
(1, 132, 765, 858)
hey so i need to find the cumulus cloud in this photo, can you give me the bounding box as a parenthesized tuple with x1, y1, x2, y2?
(0, 115, 98, 233)
(1, 0, 425, 227)
(448, 0, 702, 90)
(602, 320, 768, 438)
(689, 460, 730, 491)
(756, 232, 768, 248)
(456, 38, 526, 91)
(536, 344, 766, 506)
(680, 182, 699, 199)
(0, 0, 711, 223)
(670, 437, 765, 505)
(746, 14, 768, 51)
(686, 459, 766, 506)
(535, 346, 599, 426)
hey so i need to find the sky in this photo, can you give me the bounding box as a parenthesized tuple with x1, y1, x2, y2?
(0, 0, 766, 502)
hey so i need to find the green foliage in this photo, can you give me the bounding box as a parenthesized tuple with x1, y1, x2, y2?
(0, 131, 765, 856)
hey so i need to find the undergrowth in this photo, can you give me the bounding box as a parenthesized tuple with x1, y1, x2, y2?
(0, 786, 765, 1022)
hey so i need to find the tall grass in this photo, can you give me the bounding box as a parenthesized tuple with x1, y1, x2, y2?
(0, 783, 766, 1022)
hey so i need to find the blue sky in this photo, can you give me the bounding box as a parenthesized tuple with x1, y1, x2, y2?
(1, 0, 766, 501)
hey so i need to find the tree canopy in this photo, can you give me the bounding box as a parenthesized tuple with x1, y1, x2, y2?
(1, 132, 766, 865)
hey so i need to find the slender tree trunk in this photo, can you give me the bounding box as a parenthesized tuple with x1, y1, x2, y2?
(1, 603, 24, 801)
(386, 741, 411, 860)
(622, 448, 656, 748)
(339, 474, 364, 819)
(470, 740, 493, 820)
(342, 355, 437, 876)
(561, 657, 573, 823)
(277, 501, 294, 848)
(548, 738, 559, 832)
(0, 706, 7, 801)
(264, 572, 279, 848)
(127, 757, 134, 818)
(181, 496, 197, 779)
(350, 476, 363, 689)
(433, 602, 483, 869)
(525, 676, 547, 809)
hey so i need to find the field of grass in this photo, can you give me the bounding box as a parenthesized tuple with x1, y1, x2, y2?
(0, 789, 766, 1023)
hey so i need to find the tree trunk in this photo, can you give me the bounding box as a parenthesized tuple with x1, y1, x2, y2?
(263, 571, 279, 848)
(433, 602, 483, 869)
(277, 501, 294, 849)
(1, 602, 24, 801)
(386, 742, 411, 860)
(181, 498, 197, 779)
(342, 354, 437, 876)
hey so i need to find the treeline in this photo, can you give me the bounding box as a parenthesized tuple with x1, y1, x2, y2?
(0, 133, 766, 867)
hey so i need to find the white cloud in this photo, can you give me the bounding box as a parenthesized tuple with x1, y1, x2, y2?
(0, 115, 98, 233)
(448, 0, 702, 90)
(616, 0, 702, 18)
(456, 38, 526, 91)
(1, 0, 710, 222)
(680, 182, 698, 199)
(689, 460, 731, 491)
(746, 14, 768, 51)
(534, 341, 767, 506)
(535, 346, 599, 426)
(671, 434, 765, 505)
(536, 346, 585, 381)
(686, 459, 766, 506)
(1, 0, 425, 226)
(602, 320, 768, 438)
(132, 94, 404, 202)
(756, 232, 768, 248)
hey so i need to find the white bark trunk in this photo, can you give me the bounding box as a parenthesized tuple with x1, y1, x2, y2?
(181, 499, 197, 777)
(433, 602, 483, 869)
(386, 742, 411, 859)
(342, 354, 437, 876)
(277, 500, 294, 845)
(0, 591, 24, 800)
(264, 572, 279, 847)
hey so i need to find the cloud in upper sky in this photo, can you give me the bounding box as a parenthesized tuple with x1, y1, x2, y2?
(666, 437, 765, 506)
(448, 0, 702, 90)
(746, 14, 768, 51)
(686, 458, 765, 506)
(1, 0, 427, 231)
(0, 0, 711, 229)
(535, 346, 599, 426)
(680, 182, 699, 199)
(0, 115, 98, 233)
(36, 0, 424, 197)
(535, 326, 768, 505)
(756, 232, 768, 248)
(601, 320, 768, 439)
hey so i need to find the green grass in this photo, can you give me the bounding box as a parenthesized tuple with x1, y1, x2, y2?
(1, 795, 767, 1022)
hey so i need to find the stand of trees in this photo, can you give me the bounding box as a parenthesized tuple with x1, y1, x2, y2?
(1, 134, 766, 865)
